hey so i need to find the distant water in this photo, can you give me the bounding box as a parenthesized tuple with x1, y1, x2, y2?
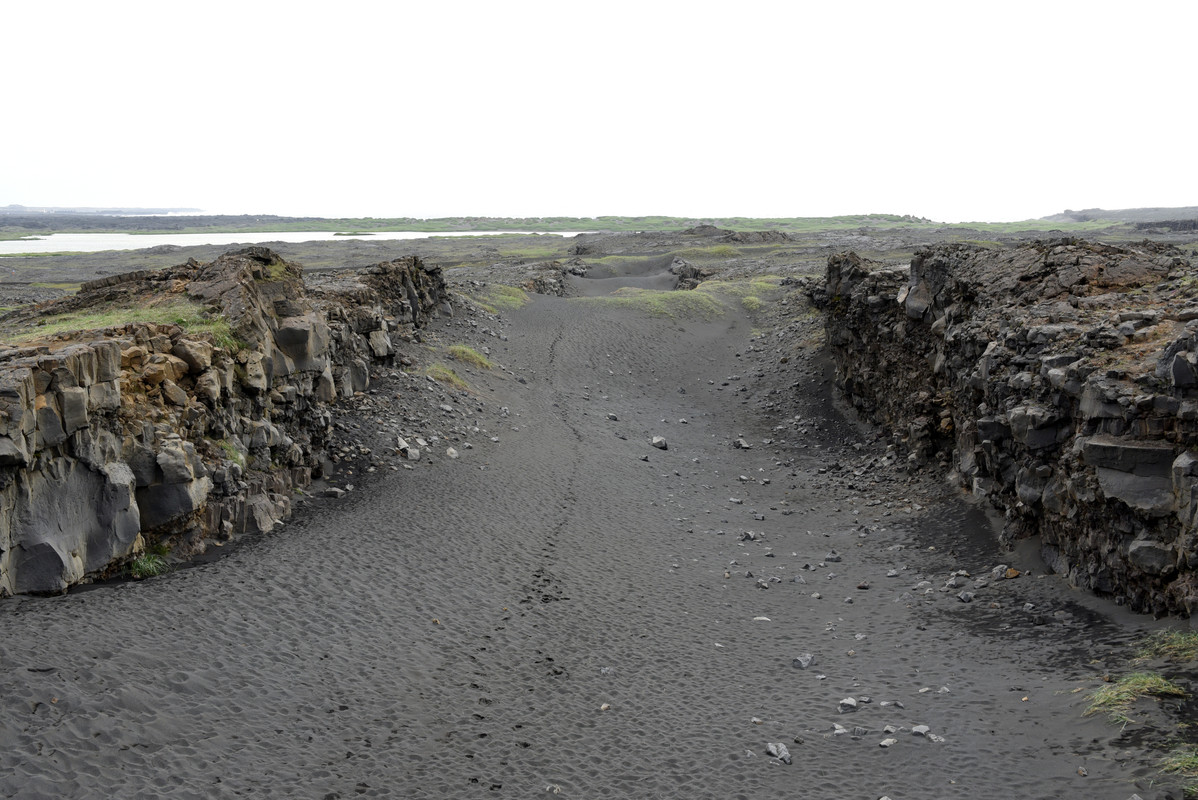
(0, 230, 585, 256)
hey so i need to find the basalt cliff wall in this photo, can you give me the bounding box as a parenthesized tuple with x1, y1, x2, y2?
(819, 240, 1198, 616)
(0, 247, 446, 595)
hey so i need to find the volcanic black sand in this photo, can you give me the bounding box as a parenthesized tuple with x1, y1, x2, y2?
(0, 264, 1193, 799)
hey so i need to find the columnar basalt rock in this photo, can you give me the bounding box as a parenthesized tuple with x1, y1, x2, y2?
(820, 240, 1198, 616)
(0, 248, 447, 595)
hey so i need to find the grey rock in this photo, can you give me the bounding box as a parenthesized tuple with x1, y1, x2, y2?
(136, 477, 212, 530)
(765, 742, 791, 764)
(161, 380, 189, 407)
(172, 339, 213, 373)
(58, 386, 89, 433)
(838, 697, 858, 713)
(1128, 539, 1174, 576)
(651, 436, 668, 450)
(792, 653, 816, 670)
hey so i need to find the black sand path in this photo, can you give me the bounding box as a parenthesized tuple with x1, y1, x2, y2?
(0, 275, 1187, 799)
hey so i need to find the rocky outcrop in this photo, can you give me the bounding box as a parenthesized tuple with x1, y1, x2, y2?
(820, 240, 1198, 615)
(670, 257, 716, 290)
(0, 247, 446, 595)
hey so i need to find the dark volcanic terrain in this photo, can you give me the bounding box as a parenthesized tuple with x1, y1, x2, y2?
(0, 228, 1196, 799)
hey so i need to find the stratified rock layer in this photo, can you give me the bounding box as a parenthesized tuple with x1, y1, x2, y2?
(821, 240, 1198, 615)
(0, 247, 445, 595)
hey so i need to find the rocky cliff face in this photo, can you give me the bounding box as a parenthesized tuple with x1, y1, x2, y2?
(0, 247, 446, 595)
(820, 240, 1198, 615)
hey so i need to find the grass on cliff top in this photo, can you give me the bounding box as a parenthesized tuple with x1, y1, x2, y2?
(447, 344, 493, 370)
(1084, 672, 1188, 724)
(2, 298, 240, 349)
(425, 363, 468, 390)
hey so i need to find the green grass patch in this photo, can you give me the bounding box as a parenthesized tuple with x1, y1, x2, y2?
(447, 344, 493, 369)
(425, 363, 468, 390)
(2, 298, 240, 349)
(30, 282, 80, 293)
(468, 284, 530, 314)
(695, 275, 783, 299)
(1137, 630, 1198, 662)
(215, 438, 246, 467)
(128, 553, 169, 580)
(740, 295, 763, 312)
(493, 246, 563, 260)
(673, 245, 742, 260)
(573, 287, 725, 320)
(1162, 745, 1198, 796)
(1084, 673, 1188, 724)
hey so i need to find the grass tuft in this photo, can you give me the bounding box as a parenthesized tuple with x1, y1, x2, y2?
(448, 344, 493, 369)
(1137, 630, 1198, 663)
(1161, 745, 1198, 796)
(1084, 672, 1187, 724)
(128, 554, 169, 580)
(425, 363, 468, 390)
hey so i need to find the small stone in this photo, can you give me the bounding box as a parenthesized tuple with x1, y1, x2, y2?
(879, 738, 898, 747)
(912, 725, 930, 736)
(446, 447, 460, 459)
(765, 742, 792, 764)
(606, 413, 618, 421)
(957, 591, 975, 603)
(792, 653, 816, 670)
(651, 436, 668, 450)
(838, 697, 858, 713)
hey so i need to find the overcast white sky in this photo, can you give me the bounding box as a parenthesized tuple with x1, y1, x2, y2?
(2, 1, 1194, 223)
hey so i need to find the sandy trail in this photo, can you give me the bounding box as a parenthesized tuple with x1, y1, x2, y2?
(0, 282, 1185, 799)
